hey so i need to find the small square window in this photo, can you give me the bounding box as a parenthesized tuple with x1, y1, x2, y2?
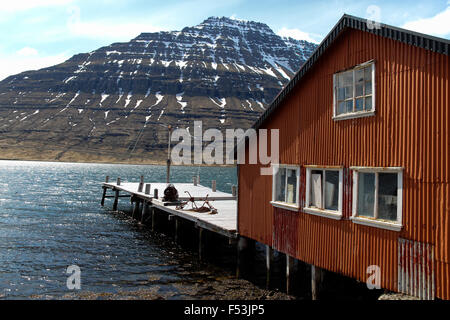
(333, 61, 375, 120)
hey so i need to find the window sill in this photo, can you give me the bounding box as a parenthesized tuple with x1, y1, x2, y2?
(350, 216, 402, 231)
(333, 110, 375, 121)
(303, 207, 342, 220)
(270, 201, 299, 212)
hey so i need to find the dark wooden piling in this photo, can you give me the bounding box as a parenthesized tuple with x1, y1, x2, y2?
(132, 200, 141, 220)
(311, 265, 323, 300)
(266, 245, 273, 289)
(198, 227, 205, 261)
(236, 236, 254, 278)
(286, 255, 294, 295)
(101, 187, 107, 206)
(211, 180, 216, 192)
(113, 189, 119, 211)
(232, 185, 237, 197)
(101, 176, 109, 206)
(145, 183, 151, 194)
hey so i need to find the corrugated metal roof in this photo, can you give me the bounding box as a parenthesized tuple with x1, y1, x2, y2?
(253, 14, 450, 130)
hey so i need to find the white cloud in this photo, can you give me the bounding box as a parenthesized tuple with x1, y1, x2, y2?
(17, 47, 39, 57)
(0, 52, 70, 81)
(66, 5, 165, 41)
(277, 27, 320, 44)
(0, 0, 74, 12)
(401, 6, 450, 37)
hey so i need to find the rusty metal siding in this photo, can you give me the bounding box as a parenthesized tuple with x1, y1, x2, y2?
(398, 238, 435, 299)
(238, 28, 449, 299)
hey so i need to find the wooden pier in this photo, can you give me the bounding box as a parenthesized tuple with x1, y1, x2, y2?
(101, 179, 238, 239)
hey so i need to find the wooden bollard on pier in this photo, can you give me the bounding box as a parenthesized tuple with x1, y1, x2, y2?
(145, 184, 151, 195)
(117, 177, 121, 186)
(211, 180, 216, 192)
(193, 176, 198, 186)
(232, 185, 237, 197)
(154, 188, 158, 199)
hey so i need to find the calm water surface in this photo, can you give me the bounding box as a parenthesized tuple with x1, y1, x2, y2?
(0, 160, 238, 299)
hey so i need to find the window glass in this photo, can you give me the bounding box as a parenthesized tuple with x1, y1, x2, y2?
(334, 62, 374, 117)
(357, 172, 375, 217)
(275, 168, 286, 202)
(310, 170, 323, 208)
(355, 98, 364, 112)
(365, 96, 372, 110)
(378, 173, 398, 221)
(324, 171, 339, 211)
(365, 81, 372, 95)
(286, 169, 297, 204)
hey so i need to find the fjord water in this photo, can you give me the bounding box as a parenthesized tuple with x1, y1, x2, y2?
(0, 160, 238, 299)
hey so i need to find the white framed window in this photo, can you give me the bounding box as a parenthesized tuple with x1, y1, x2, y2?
(304, 166, 343, 220)
(351, 167, 403, 231)
(333, 60, 375, 120)
(271, 164, 300, 212)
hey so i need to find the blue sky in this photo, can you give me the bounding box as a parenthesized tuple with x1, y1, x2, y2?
(0, 0, 449, 80)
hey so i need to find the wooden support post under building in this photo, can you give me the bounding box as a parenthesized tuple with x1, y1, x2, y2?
(113, 189, 119, 211)
(266, 245, 273, 289)
(236, 236, 254, 279)
(286, 255, 294, 295)
(198, 227, 205, 261)
(174, 217, 180, 243)
(232, 185, 237, 197)
(311, 265, 323, 300)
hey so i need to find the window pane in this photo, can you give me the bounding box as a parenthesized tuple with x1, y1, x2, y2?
(337, 102, 346, 115)
(365, 81, 372, 95)
(355, 68, 364, 83)
(378, 173, 398, 221)
(344, 86, 353, 99)
(310, 170, 323, 208)
(337, 87, 345, 101)
(365, 96, 372, 110)
(355, 98, 364, 112)
(355, 83, 364, 97)
(324, 171, 339, 211)
(364, 66, 372, 80)
(286, 169, 297, 204)
(357, 172, 375, 217)
(275, 168, 286, 202)
(346, 100, 353, 113)
(341, 71, 353, 99)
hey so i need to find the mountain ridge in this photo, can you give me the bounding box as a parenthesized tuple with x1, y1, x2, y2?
(0, 16, 317, 164)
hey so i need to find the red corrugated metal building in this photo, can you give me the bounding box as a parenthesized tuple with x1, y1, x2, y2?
(237, 15, 449, 299)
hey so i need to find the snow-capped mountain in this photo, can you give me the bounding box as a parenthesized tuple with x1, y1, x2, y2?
(0, 16, 317, 163)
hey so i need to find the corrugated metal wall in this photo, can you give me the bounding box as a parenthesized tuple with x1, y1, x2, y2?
(238, 29, 449, 299)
